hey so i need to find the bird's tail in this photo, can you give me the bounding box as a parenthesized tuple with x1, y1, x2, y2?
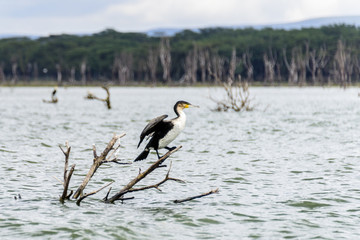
(134, 149, 150, 161)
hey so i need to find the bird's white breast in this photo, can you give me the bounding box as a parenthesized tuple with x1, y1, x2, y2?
(158, 112, 186, 149)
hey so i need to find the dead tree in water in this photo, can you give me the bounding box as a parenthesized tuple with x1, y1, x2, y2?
(57, 134, 194, 205)
(57, 134, 125, 205)
(210, 77, 254, 112)
(72, 133, 126, 202)
(85, 86, 111, 109)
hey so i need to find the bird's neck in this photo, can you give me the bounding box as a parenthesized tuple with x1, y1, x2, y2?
(174, 106, 186, 120)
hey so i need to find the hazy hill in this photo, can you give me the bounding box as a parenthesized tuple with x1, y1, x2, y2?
(146, 15, 360, 36)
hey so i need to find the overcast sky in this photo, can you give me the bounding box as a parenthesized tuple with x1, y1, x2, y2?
(0, 0, 359, 36)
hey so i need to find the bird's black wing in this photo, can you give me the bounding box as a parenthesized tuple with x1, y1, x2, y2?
(137, 114, 168, 148)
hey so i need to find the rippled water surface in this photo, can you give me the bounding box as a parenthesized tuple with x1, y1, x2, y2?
(1, 87, 360, 239)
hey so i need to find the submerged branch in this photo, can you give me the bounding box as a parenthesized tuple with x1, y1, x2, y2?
(173, 188, 219, 203)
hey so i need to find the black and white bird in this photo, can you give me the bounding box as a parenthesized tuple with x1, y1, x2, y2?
(134, 100, 198, 161)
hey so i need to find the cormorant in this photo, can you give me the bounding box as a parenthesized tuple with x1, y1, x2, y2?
(135, 100, 198, 161)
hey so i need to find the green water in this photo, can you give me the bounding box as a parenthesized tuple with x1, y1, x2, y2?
(1, 87, 360, 239)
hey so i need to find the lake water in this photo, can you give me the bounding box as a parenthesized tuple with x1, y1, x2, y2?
(1, 86, 360, 239)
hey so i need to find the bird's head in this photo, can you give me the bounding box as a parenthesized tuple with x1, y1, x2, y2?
(175, 100, 199, 110)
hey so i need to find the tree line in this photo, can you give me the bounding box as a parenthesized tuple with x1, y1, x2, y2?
(0, 24, 360, 87)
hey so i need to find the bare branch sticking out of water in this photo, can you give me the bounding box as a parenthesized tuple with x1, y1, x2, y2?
(210, 78, 254, 112)
(85, 86, 111, 109)
(173, 188, 219, 204)
(105, 146, 182, 204)
(73, 133, 127, 200)
(126, 161, 185, 193)
(59, 142, 75, 202)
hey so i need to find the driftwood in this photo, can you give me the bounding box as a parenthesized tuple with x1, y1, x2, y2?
(173, 188, 219, 203)
(105, 146, 183, 203)
(85, 86, 111, 109)
(73, 133, 126, 199)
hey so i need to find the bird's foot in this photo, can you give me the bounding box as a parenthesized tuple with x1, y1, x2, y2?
(165, 146, 176, 151)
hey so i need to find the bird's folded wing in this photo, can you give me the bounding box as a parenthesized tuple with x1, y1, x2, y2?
(138, 114, 168, 147)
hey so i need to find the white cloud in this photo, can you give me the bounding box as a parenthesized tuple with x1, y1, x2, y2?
(0, 0, 359, 35)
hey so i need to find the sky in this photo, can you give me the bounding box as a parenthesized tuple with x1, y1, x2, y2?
(0, 0, 359, 36)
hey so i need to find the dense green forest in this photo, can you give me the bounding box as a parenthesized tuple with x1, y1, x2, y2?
(0, 24, 360, 86)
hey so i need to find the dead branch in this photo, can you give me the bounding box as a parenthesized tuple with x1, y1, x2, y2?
(173, 188, 219, 204)
(127, 161, 185, 193)
(59, 142, 76, 202)
(76, 181, 114, 206)
(73, 133, 126, 199)
(85, 86, 111, 109)
(106, 146, 182, 203)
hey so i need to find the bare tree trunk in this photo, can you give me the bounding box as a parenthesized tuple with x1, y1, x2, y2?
(295, 47, 307, 86)
(242, 50, 253, 82)
(228, 47, 238, 83)
(263, 48, 276, 85)
(11, 62, 18, 84)
(69, 67, 75, 83)
(333, 39, 353, 88)
(159, 37, 172, 83)
(147, 48, 158, 85)
(56, 64, 62, 85)
(81, 60, 87, 85)
(198, 48, 208, 83)
(208, 52, 225, 84)
(0, 63, 5, 83)
(182, 45, 198, 85)
(283, 48, 298, 85)
(33, 62, 38, 80)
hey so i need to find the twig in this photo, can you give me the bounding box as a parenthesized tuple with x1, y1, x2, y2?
(106, 146, 182, 203)
(173, 188, 219, 204)
(76, 181, 114, 206)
